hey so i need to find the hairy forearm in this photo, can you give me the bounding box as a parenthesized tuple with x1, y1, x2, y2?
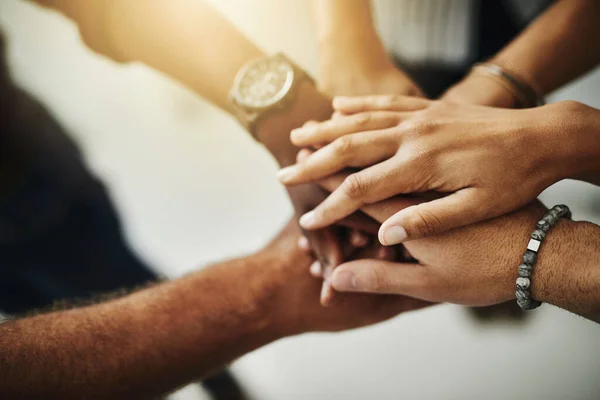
(535, 220, 600, 322)
(0, 255, 280, 399)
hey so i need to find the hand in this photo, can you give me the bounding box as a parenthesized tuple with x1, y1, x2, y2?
(308, 171, 556, 307)
(279, 97, 591, 244)
(261, 219, 431, 334)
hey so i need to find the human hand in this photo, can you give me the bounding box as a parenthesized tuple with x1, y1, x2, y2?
(261, 219, 431, 335)
(307, 171, 560, 307)
(279, 97, 589, 244)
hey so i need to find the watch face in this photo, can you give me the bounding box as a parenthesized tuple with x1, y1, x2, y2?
(233, 56, 295, 109)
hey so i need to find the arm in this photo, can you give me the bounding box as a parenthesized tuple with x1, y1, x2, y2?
(34, 0, 331, 154)
(443, 0, 600, 107)
(32, 0, 356, 302)
(0, 221, 428, 399)
(311, 170, 600, 323)
(311, 0, 422, 97)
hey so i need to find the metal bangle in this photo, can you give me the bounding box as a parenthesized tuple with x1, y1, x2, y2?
(516, 204, 571, 310)
(472, 63, 545, 108)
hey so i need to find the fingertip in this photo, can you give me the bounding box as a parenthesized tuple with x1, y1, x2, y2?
(309, 260, 323, 277)
(298, 236, 311, 252)
(378, 225, 408, 246)
(320, 281, 336, 306)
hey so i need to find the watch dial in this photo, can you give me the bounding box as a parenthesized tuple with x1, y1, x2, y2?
(236, 57, 294, 109)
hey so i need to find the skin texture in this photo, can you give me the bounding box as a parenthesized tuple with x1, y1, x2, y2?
(311, 0, 423, 98)
(280, 97, 600, 243)
(303, 163, 600, 323)
(0, 221, 430, 399)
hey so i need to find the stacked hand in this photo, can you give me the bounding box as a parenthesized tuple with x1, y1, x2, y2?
(280, 95, 600, 311)
(280, 97, 596, 244)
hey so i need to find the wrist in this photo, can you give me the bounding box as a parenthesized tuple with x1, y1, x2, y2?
(255, 82, 333, 167)
(533, 220, 600, 316)
(442, 74, 520, 108)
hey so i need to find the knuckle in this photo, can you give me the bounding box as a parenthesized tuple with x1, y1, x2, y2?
(411, 207, 443, 237)
(342, 174, 368, 199)
(364, 265, 390, 292)
(352, 112, 372, 127)
(333, 136, 355, 156)
(341, 173, 369, 199)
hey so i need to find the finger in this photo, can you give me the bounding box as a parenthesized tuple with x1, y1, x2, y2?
(330, 259, 435, 299)
(315, 171, 425, 224)
(349, 229, 369, 248)
(299, 159, 412, 230)
(378, 188, 484, 244)
(279, 130, 397, 185)
(333, 95, 430, 114)
(310, 260, 324, 278)
(304, 227, 343, 276)
(298, 236, 311, 252)
(290, 112, 402, 147)
(296, 148, 313, 163)
(320, 281, 336, 306)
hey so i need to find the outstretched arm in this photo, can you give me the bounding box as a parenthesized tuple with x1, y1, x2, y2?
(0, 221, 428, 399)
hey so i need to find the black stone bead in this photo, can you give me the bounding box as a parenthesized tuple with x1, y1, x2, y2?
(523, 250, 537, 265)
(536, 219, 550, 232)
(518, 263, 533, 277)
(531, 229, 546, 241)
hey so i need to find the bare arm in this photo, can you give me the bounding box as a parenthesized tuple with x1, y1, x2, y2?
(0, 254, 282, 399)
(444, 0, 600, 107)
(311, 0, 422, 97)
(0, 222, 427, 399)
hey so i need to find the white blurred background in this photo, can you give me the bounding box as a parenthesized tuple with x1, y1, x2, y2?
(1, 1, 599, 399)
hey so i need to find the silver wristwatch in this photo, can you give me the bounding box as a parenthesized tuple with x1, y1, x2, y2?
(229, 53, 314, 137)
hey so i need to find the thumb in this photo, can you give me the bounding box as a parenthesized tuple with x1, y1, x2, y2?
(378, 189, 485, 244)
(329, 259, 430, 298)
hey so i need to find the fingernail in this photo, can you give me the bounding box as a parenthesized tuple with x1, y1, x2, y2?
(299, 211, 317, 229)
(331, 270, 357, 291)
(298, 236, 310, 251)
(320, 281, 335, 306)
(277, 166, 296, 183)
(309, 261, 322, 276)
(379, 226, 407, 245)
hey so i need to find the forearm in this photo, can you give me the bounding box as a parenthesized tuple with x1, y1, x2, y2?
(312, 0, 395, 84)
(445, 0, 600, 107)
(36, 0, 333, 167)
(535, 219, 600, 322)
(489, 0, 600, 96)
(37, 0, 261, 111)
(0, 255, 280, 399)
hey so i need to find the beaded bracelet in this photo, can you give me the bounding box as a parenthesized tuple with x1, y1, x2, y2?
(516, 204, 571, 310)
